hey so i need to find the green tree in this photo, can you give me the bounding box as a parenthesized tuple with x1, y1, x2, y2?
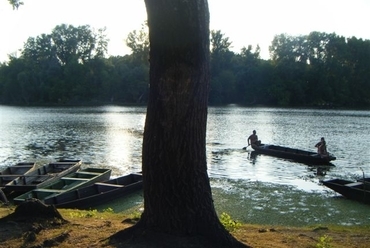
(21, 34, 62, 102)
(104, 55, 148, 103)
(233, 45, 270, 105)
(51, 24, 103, 65)
(209, 30, 236, 104)
(126, 23, 150, 65)
(95, 27, 109, 58)
(341, 37, 370, 106)
(0, 57, 29, 103)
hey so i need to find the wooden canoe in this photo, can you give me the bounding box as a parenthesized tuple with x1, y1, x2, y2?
(0, 162, 37, 187)
(322, 178, 370, 204)
(13, 167, 112, 205)
(44, 173, 143, 209)
(251, 143, 336, 165)
(4, 159, 82, 193)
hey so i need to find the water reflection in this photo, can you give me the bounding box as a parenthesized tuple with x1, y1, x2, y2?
(247, 151, 257, 164)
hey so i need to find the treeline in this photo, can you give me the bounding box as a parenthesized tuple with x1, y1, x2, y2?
(0, 25, 369, 107)
(210, 31, 370, 107)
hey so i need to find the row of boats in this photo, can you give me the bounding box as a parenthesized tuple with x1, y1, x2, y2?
(248, 143, 370, 205)
(0, 159, 143, 209)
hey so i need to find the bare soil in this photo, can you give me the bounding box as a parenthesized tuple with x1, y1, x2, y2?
(0, 202, 369, 248)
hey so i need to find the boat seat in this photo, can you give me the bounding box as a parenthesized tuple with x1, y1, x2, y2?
(75, 171, 102, 176)
(95, 182, 124, 187)
(345, 182, 363, 187)
(61, 177, 89, 181)
(34, 189, 64, 193)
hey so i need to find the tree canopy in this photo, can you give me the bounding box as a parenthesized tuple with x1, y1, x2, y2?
(2, 1, 370, 108)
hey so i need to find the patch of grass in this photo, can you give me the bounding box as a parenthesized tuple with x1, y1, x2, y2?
(219, 212, 241, 232)
(67, 209, 98, 218)
(316, 234, 333, 248)
(129, 210, 142, 219)
(103, 207, 114, 213)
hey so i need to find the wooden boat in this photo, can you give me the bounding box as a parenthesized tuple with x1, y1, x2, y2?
(3, 159, 82, 193)
(251, 143, 336, 165)
(322, 178, 370, 204)
(0, 162, 37, 187)
(44, 173, 143, 209)
(13, 167, 112, 205)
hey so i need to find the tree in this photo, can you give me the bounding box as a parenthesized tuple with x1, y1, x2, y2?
(51, 24, 98, 65)
(209, 30, 236, 104)
(126, 23, 150, 65)
(110, 0, 248, 247)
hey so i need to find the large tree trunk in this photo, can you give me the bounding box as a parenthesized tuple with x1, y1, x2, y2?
(110, 0, 248, 247)
(142, 0, 212, 234)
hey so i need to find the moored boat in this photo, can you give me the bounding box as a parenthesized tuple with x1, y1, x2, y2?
(0, 162, 37, 187)
(44, 172, 143, 209)
(4, 159, 82, 193)
(322, 178, 370, 204)
(251, 143, 336, 165)
(13, 167, 112, 205)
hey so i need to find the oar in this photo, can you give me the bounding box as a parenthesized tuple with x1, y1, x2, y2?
(242, 145, 250, 150)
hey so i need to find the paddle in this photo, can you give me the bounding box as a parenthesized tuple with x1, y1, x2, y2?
(242, 144, 250, 150)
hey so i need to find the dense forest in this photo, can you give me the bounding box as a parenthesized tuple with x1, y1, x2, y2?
(0, 24, 369, 107)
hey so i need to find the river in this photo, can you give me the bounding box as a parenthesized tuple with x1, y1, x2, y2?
(1, 105, 369, 226)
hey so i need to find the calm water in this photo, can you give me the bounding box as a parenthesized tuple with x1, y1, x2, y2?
(1, 105, 370, 226)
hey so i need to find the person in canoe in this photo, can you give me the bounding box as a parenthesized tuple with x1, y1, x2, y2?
(247, 130, 261, 148)
(315, 137, 328, 156)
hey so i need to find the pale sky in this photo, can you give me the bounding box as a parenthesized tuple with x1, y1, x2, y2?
(1, 0, 369, 62)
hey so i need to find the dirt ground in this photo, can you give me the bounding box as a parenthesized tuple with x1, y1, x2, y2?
(0, 203, 369, 248)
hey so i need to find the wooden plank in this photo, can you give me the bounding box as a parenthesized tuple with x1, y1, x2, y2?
(61, 177, 89, 181)
(345, 182, 363, 187)
(95, 182, 124, 187)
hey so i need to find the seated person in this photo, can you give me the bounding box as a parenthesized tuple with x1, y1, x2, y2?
(315, 137, 328, 156)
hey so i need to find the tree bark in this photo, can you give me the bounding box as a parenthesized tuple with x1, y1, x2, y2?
(110, 1, 249, 247)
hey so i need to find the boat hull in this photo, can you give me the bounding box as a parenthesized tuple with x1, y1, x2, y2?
(252, 144, 336, 165)
(322, 178, 370, 204)
(44, 173, 143, 209)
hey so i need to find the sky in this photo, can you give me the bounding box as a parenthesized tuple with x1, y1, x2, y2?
(1, 0, 370, 62)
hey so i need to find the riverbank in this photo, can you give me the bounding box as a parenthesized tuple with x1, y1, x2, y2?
(1, 204, 369, 248)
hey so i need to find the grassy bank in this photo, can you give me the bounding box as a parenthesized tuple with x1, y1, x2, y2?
(0, 205, 369, 248)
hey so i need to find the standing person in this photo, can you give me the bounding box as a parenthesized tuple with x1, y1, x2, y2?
(247, 130, 260, 147)
(315, 137, 328, 155)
